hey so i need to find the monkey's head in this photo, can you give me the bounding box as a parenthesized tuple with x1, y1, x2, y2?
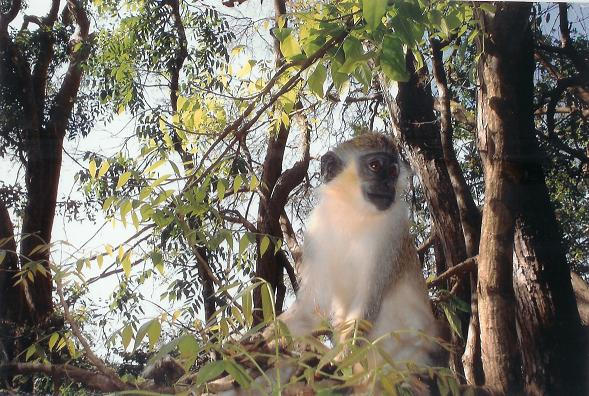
(320, 133, 405, 212)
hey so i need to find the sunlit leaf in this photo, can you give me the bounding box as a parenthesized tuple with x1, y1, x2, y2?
(116, 171, 132, 190)
(89, 160, 97, 179)
(363, 0, 387, 31)
(261, 283, 274, 323)
(147, 319, 161, 348)
(122, 253, 132, 277)
(144, 159, 166, 175)
(48, 332, 60, 351)
(178, 334, 199, 359)
(280, 34, 302, 59)
(98, 160, 110, 178)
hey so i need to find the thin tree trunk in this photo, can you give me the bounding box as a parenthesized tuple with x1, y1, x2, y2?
(430, 38, 484, 386)
(253, 0, 310, 317)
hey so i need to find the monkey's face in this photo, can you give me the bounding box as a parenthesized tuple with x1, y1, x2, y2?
(320, 149, 400, 212)
(357, 152, 399, 210)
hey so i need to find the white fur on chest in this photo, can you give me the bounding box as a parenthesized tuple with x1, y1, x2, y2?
(300, 187, 408, 319)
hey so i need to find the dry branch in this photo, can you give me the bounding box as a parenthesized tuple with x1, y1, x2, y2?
(427, 256, 477, 289)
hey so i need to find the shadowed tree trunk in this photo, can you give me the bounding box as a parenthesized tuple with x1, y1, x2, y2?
(0, 0, 91, 388)
(0, 0, 90, 322)
(379, 52, 469, 377)
(508, 5, 588, 393)
(430, 38, 484, 386)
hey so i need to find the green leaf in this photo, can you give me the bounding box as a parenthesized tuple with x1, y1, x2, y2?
(134, 320, 152, 351)
(48, 332, 60, 351)
(380, 35, 410, 82)
(242, 289, 253, 326)
(249, 174, 259, 191)
(261, 283, 274, 323)
(308, 63, 327, 98)
(280, 34, 302, 59)
(25, 345, 35, 361)
(89, 160, 97, 179)
(144, 159, 166, 175)
(121, 325, 133, 350)
(239, 233, 251, 255)
(147, 319, 162, 347)
(116, 171, 132, 189)
(195, 360, 226, 387)
(217, 179, 227, 200)
(260, 235, 270, 257)
(443, 305, 462, 339)
(224, 361, 252, 388)
(178, 334, 199, 359)
(479, 3, 496, 13)
(363, 0, 387, 31)
(339, 37, 367, 73)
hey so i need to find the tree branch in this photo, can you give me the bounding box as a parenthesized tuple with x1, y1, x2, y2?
(427, 256, 477, 289)
(49, 0, 90, 135)
(279, 210, 302, 270)
(271, 113, 311, 210)
(0, 0, 22, 33)
(56, 278, 127, 390)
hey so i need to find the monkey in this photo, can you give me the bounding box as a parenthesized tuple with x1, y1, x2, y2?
(263, 133, 441, 382)
(219, 133, 441, 395)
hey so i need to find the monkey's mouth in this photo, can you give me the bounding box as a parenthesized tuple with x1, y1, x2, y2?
(366, 192, 395, 210)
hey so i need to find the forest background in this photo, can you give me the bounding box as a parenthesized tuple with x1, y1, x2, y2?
(1, 0, 589, 394)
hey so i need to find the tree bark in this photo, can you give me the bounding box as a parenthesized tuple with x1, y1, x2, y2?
(475, 4, 535, 393)
(379, 52, 468, 377)
(430, 38, 484, 386)
(509, 12, 588, 391)
(508, 6, 588, 393)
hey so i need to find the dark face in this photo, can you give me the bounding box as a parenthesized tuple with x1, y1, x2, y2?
(357, 152, 399, 210)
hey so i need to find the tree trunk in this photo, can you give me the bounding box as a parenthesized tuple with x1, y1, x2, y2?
(379, 53, 468, 377)
(475, 4, 535, 393)
(430, 38, 484, 386)
(253, 0, 309, 317)
(510, 29, 588, 393)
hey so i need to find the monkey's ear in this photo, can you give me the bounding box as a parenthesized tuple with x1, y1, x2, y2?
(321, 151, 342, 183)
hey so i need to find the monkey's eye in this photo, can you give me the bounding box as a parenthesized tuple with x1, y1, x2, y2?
(368, 159, 382, 172)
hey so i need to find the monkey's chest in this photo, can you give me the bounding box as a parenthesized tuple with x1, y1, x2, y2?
(311, 226, 387, 299)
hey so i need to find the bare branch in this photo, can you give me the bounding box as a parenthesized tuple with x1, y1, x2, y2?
(428, 256, 477, 289)
(271, 113, 311, 210)
(279, 210, 302, 270)
(56, 279, 127, 390)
